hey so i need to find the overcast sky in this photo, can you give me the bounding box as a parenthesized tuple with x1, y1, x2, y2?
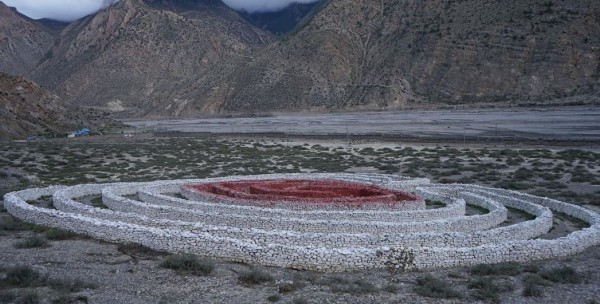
(1, 0, 320, 22)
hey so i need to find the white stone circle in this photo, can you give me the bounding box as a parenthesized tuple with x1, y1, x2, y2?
(4, 173, 600, 272)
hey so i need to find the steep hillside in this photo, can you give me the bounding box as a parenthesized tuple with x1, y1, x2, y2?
(193, 0, 600, 113)
(0, 73, 117, 139)
(32, 0, 274, 117)
(239, 1, 324, 36)
(0, 2, 56, 77)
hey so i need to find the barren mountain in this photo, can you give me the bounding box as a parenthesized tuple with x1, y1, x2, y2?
(192, 0, 600, 113)
(0, 3, 57, 77)
(239, 1, 324, 36)
(2, 0, 599, 117)
(31, 0, 274, 117)
(0, 73, 118, 139)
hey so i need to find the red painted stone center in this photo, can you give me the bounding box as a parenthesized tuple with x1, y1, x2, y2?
(182, 179, 422, 208)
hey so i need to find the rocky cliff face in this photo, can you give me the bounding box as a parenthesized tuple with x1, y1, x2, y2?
(0, 3, 57, 77)
(193, 0, 600, 113)
(31, 0, 274, 117)
(0, 73, 118, 139)
(2, 0, 598, 118)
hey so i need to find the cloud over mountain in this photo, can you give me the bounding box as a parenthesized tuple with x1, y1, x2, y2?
(1, 0, 117, 21)
(1, 0, 320, 21)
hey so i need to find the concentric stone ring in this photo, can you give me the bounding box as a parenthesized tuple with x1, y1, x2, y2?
(4, 173, 600, 272)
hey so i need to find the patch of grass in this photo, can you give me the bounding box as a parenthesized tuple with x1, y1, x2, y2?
(471, 262, 521, 276)
(160, 254, 214, 276)
(494, 181, 527, 190)
(523, 264, 539, 273)
(89, 196, 107, 209)
(25, 196, 52, 206)
(15, 235, 50, 249)
(540, 266, 581, 284)
(51, 295, 89, 304)
(278, 281, 305, 293)
(118, 243, 165, 259)
(467, 204, 490, 214)
(293, 298, 308, 304)
(47, 277, 97, 292)
(468, 277, 513, 303)
(267, 295, 281, 302)
(238, 269, 275, 285)
(17, 291, 39, 304)
(382, 283, 400, 293)
(553, 212, 590, 229)
(506, 207, 536, 221)
(414, 275, 461, 299)
(522, 274, 548, 297)
(1, 216, 47, 232)
(45, 228, 76, 240)
(425, 199, 446, 209)
(0, 290, 17, 302)
(1, 265, 41, 287)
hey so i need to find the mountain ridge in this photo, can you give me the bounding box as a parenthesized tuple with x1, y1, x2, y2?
(190, 0, 600, 114)
(0, 0, 598, 119)
(29, 0, 274, 117)
(0, 2, 57, 77)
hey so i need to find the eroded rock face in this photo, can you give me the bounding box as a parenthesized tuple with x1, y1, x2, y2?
(30, 0, 274, 117)
(195, 0, 600, 113)
(0, 3, 57, 77)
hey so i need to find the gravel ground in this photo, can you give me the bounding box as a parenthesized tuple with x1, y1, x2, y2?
(1, 211, 599, 304)
(1, 136, 599, 303)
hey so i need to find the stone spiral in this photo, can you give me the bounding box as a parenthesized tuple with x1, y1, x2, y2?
(4, 173, 600, 272)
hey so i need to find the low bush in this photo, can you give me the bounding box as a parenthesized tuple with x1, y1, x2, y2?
(2, 265, 41, 287)
(468, 277, 513, 303)
(160, 254, 214, 276)
(1, 216, 47, 232)
(382, 283, 400, 293)
(278, 281, 305, 293)
(89, 196, 108, 209)
(45, 229, 76, 240)
(414, 275, 460, 299)
(17, 291, 39, 304)
(238, 269, 274, 285)
(540, 266, 581, 284)
(0, 291, 17, 302)
(266, 295, 281, 302)
(51, 295, 89, 304)
(522, 274, 548, 297)
(15, 235, 49, 249)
